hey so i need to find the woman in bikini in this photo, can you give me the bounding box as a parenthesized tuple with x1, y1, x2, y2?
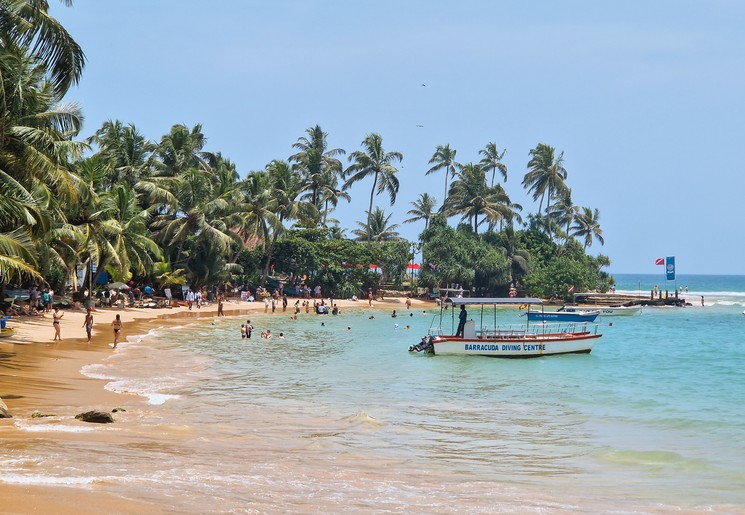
(52, 307, 64, 341)
(111, 314, 122, 348)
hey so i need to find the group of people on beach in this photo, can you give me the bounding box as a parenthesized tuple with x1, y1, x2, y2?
(49, 307, 123, 348)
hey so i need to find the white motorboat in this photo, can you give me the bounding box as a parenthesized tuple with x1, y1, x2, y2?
(409, 297, 602, 358)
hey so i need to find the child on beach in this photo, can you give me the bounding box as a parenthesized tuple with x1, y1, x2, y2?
(240, 324, 246, 338)
(82, 308, 94, 343)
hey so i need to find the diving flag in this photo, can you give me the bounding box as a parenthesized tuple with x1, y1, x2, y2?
(655, 257, 664, 265)
(568, 285, 575, 292)
(665, 256, 675, 281)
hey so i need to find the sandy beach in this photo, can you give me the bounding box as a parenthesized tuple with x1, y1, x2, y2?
(0, 295, 430, 513)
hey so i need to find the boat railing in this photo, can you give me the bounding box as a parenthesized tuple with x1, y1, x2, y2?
(428, 327, 443, 337)
(478, 326, 527, 339)
(476, 322, 601, 338)
(529, 321, 602, 336)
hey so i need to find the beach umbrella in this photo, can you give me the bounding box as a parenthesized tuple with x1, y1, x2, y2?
(107, 282, 130, 290)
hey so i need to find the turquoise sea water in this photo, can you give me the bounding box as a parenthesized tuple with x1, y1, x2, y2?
(3, 275, 745, 513)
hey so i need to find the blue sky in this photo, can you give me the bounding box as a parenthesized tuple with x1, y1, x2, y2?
(54, 1, 745, 274)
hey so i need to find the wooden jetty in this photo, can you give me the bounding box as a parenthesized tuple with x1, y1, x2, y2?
(572, 292, 689, 307)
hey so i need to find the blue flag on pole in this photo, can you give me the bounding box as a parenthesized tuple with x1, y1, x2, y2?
(666, 256, 675, 281)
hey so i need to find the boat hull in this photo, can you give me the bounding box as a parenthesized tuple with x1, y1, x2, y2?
(563, 306, 641, 316)
(526, 310, 599, 322)
(429, 333, 600, 358)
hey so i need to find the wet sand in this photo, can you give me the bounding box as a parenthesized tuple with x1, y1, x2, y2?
(0, 296, 430, 512)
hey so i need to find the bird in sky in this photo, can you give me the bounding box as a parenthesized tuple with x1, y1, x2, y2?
(416, 124, 424, 127)
(421, 83, 426, 87)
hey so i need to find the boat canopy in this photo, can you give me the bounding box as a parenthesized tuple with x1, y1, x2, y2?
(445, 297, 543, 306)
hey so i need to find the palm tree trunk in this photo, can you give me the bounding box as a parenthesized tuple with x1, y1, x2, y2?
(444, 169, 449, 205)
(368, 172, 377, 242)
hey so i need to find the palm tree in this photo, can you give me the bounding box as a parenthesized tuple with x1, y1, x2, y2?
(443, 163, 503, 235)
(238, 170, 280, 284)
(328, 225, 347, 239)
(0, 41, 85, 288)
(352, 207, 402, 242)
(547, 187, 577, 241)
(484, 183, 523, 232)
(426, 144, 457, 204)
(88, 120, 155, 190)
(404, 192, 437, 230)
(150, 162, 241, 276)
(479, 142, 508, 187)
(316, 180, 350, 227)
(0, 171, 41, 281)
(153, 123, 211, 177)
(289, 125, 345, 215)
(343, 133, 403, 241)
(570, 207, 604, 249)
(522, 143, 568, 215)
(98, 184, 162, 280)
(0, 43, 86, 200)
(495, 227, 530, 287)
(0, 0, 85, 96)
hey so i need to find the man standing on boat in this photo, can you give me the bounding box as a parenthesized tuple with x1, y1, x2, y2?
(456, 304, 467, 337)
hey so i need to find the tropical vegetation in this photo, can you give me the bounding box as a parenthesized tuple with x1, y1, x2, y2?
(0, 1, 612, 305)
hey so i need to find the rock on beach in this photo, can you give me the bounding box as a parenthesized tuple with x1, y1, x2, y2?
(0, 398, 11, 418)
(75, 410, 114, 423)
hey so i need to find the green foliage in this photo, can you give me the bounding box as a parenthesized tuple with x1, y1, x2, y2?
(0, 10, 613, 297)
(420, 222, 510, 293)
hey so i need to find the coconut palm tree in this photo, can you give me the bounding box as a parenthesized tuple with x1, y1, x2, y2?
(0, 41, 84, 287)
(426, 144, 457, 204)
(328, 225, 347, 239)
(403, 192, 437, 230)
(0, 0, 85, 96)
(150, 164, 240, 275)
(479, 142, 508, 187)
(0, 171, 41, 282)
(547, 187, 577, 241)
(87, 120, 155, 190)
(343, 133, 402, 241)
(494, 227, 530, 287)
(153, 123, 211, 177)
(98, 184, 162, 280)
(483, 183, 523, 232)
(352, 207, 402, 242)
(238, 170, 280, 284)
(570, 207, 604, 249)
(443, 163, 503, 235)
(0, 43, 86, 200)
(289, 125, 345, 214)
(316, 180, 350, 227)
(522, 143, 568, 215)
